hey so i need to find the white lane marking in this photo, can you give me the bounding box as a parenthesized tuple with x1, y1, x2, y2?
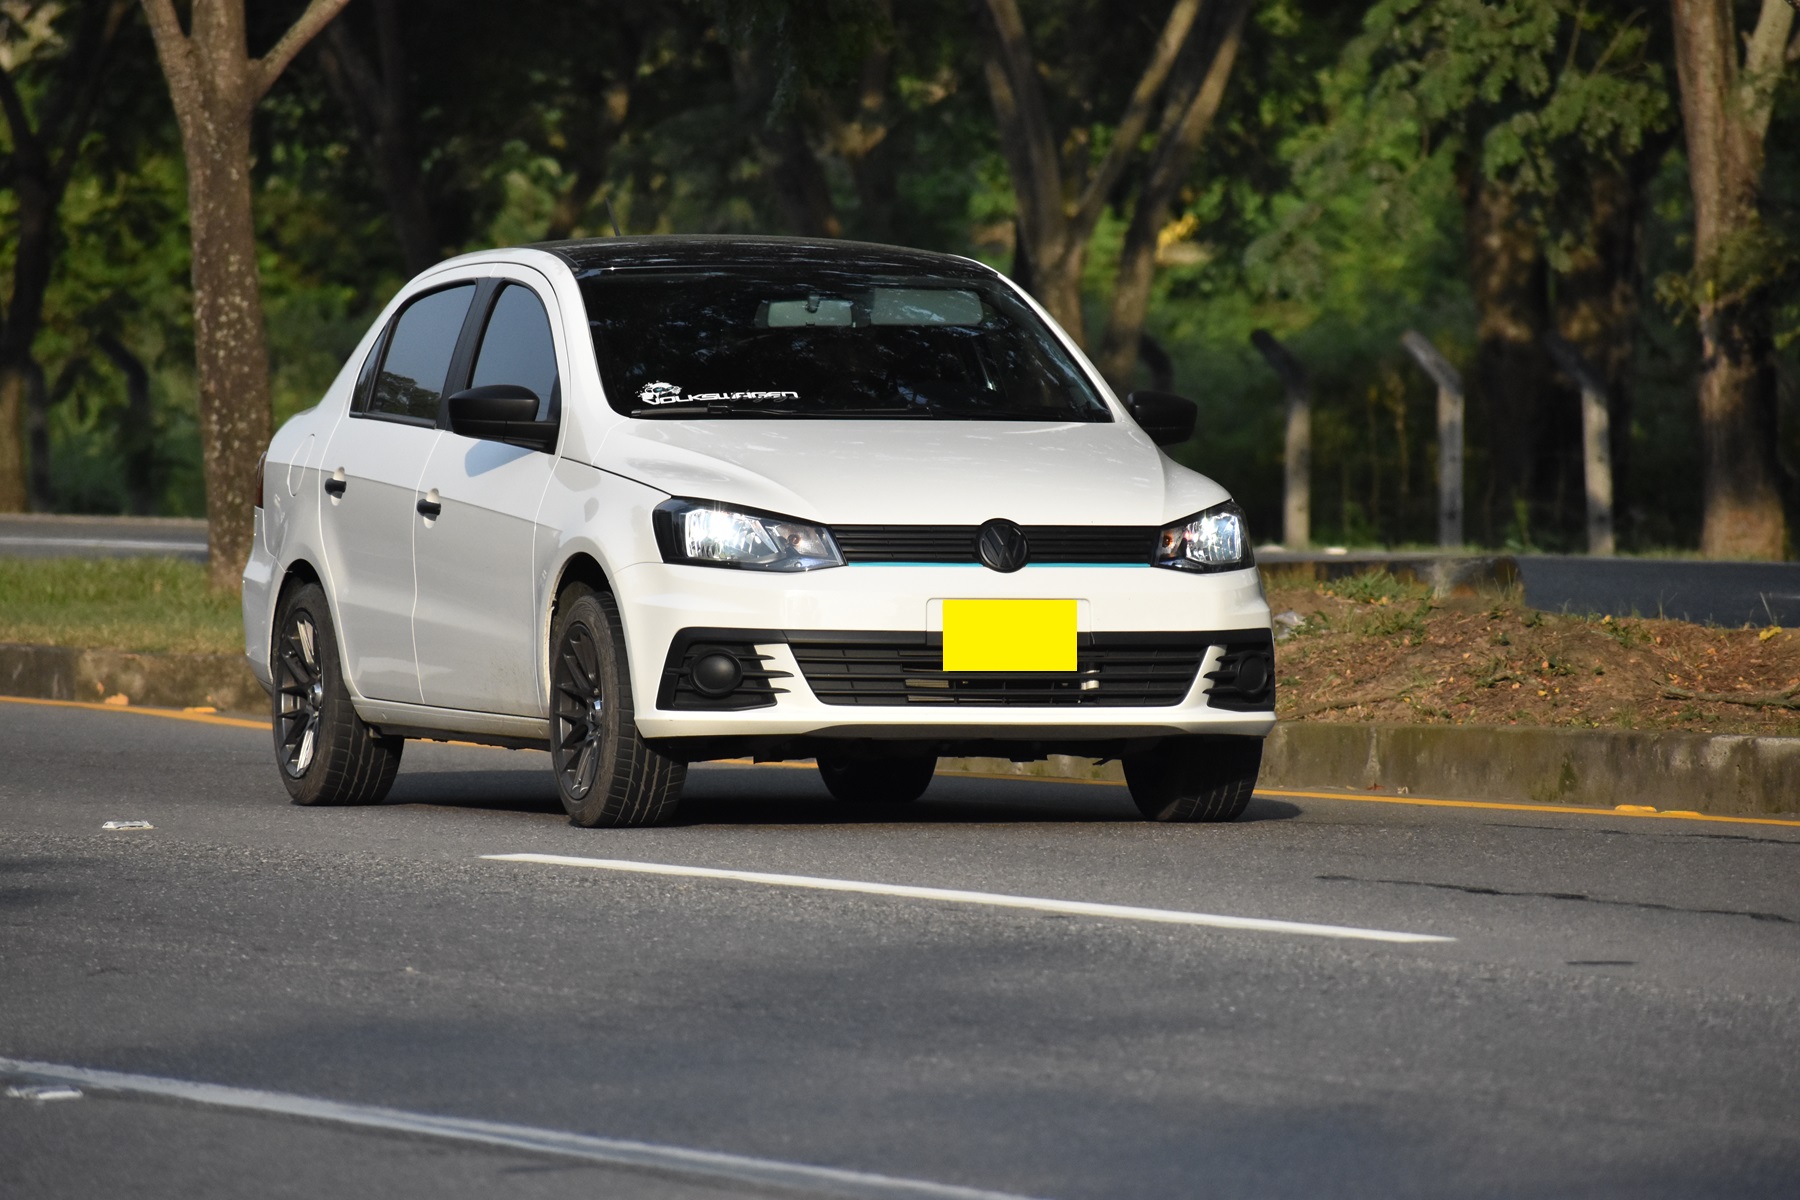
(0, 1057, 1044, 1200)
(0, 535, 204, 552)
(483, 854, 1454, 944)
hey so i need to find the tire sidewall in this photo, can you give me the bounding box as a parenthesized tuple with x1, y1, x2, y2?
(550, 591, 628, 823)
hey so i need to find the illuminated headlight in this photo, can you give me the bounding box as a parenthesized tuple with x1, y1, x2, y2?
(1153, 502, 1253, 572)
(653, 498, 843, 571)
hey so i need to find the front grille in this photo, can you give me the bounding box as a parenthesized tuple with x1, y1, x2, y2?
(832, 525, 1158, 565)
(790, 633, 1208, 707)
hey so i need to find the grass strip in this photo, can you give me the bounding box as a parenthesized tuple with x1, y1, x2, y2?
(0, 557, 242, 656)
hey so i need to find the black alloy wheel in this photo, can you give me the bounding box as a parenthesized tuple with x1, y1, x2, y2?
(549, 586, 686, 826)
(271, 581, 402, 805)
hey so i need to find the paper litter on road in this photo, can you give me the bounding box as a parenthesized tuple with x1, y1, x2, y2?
(100, 820, 154, 830)
(7, 1084, 83, 1101)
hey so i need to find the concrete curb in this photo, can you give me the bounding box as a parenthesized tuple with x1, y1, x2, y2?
(946, 721, 1798, 818)
(0, 642, 265, 714)
(2, 642, 1792, 817)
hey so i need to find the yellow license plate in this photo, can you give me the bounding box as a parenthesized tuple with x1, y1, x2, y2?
(942, 599, 1076, 672)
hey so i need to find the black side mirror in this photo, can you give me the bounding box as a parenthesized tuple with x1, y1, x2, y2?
(446, 384, 558, 453)
(1124, 390, 1196, 447)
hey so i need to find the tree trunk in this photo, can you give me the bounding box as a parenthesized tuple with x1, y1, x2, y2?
(183, 104, 271, 591)
(1670, 0, 1794, 560)
(0, 369, 27, 512)
(976, 0, 1207, 347)
(142, 0, 352, 591)
(1095, 0, 1249, 390)
(1461, 170, 1551, 543)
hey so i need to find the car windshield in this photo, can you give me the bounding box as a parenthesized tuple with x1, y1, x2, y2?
(577, 267, 1112, 422)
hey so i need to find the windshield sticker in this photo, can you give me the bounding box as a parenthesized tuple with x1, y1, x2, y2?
(636, 382, 798, 406)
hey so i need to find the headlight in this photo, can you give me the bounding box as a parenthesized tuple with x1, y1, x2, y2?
(652, 498, 843, 571)
(1153, 501, 1253, 572)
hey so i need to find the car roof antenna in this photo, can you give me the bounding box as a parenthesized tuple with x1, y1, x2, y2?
(604, 196, 623, 238)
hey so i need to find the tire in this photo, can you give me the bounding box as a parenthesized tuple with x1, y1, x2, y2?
(549, 586, 686, 827)
(816, 753, 937, 804)
(1123, 735, 1261, 822)
(272, 582, 403, 806)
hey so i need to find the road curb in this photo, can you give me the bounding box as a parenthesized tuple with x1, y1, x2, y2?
(2, 642, 1792, 817)
(944, 722, 1798, 818)
(0, 642, 265, 714)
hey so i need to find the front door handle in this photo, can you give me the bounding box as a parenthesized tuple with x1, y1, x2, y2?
(416, 496, 442, 519)
(324, 477, 346, 497)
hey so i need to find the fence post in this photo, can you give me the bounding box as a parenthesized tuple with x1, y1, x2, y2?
(1543, 333, 1615, 556)
(1400, 331, 1464, 548)
(1251, 329, 1309, 548)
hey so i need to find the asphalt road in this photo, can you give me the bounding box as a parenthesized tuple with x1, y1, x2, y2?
(3, 699, 1798, 1199)
(0, 514, 207, 561)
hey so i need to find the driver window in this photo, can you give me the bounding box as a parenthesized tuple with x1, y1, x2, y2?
(470, 284, 560, 420)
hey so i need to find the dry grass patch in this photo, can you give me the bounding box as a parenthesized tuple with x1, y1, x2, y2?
(1267, 571, 1800, 737)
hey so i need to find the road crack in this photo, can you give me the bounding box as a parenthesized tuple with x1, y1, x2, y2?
(1314, 874, 1795, 924)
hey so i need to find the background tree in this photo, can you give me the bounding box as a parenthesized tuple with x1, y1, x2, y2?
(975, 0, 1244, 348)
(1251, 0, 1673, 545)
(0, 1, 133, 512)
(1668, 0, 1797, 560)
(139, 0, 351, 591)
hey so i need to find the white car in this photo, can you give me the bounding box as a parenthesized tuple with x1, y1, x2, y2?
(243, 236, 1275, 826)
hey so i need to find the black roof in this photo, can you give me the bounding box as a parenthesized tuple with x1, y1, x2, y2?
(531, 234, 995, 280)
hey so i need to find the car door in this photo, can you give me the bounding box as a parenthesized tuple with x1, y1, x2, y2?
(412, 275, 564, 716)
(318, 282, 477, 703)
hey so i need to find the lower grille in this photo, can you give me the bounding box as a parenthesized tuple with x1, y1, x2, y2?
(790, 633, 1209, 707)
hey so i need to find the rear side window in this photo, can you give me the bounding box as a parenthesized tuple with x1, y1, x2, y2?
(368, 284, 476, 421)
(470, 284, 560, 420)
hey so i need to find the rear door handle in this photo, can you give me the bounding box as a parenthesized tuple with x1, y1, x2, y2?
(416, 496, 442, 519)
(324, 477, 346, 497)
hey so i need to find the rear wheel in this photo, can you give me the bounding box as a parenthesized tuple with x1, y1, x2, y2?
(1123, 736, 1261, 822)
(272, 582, 402, 806)
(549, 586, 686, 827)
(816, 753, 937, 804)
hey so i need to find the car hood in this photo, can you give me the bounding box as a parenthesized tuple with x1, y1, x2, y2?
(593, 418, 1230, 526)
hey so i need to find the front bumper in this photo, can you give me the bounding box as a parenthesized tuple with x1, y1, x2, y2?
(615, 561, 1276, 748)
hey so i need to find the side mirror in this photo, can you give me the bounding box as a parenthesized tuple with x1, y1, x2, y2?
(1124, 390, 1196, 447)
(446, 384, 558, 453)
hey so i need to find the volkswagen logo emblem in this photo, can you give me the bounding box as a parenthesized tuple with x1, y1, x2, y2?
(976, 519, 1029, 572)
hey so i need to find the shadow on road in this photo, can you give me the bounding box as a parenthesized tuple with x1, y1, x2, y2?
(379, 756, 1302, 827)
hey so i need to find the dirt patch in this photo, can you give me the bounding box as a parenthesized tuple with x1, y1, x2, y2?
(1265, 571, 1800, 737)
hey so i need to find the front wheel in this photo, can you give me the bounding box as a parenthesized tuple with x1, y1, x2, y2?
(816, 753, 937, 804)
(272, 582, 402, 806)
(1123, 736, 1261, 822)
(549, 586, 686, 827)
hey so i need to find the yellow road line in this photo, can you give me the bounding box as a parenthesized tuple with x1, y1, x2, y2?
(720, 759, 1800, 828)
(0, 694, 268, 730)
(1250, 786, 1800, 829)
(5, 695, 1794, 828)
